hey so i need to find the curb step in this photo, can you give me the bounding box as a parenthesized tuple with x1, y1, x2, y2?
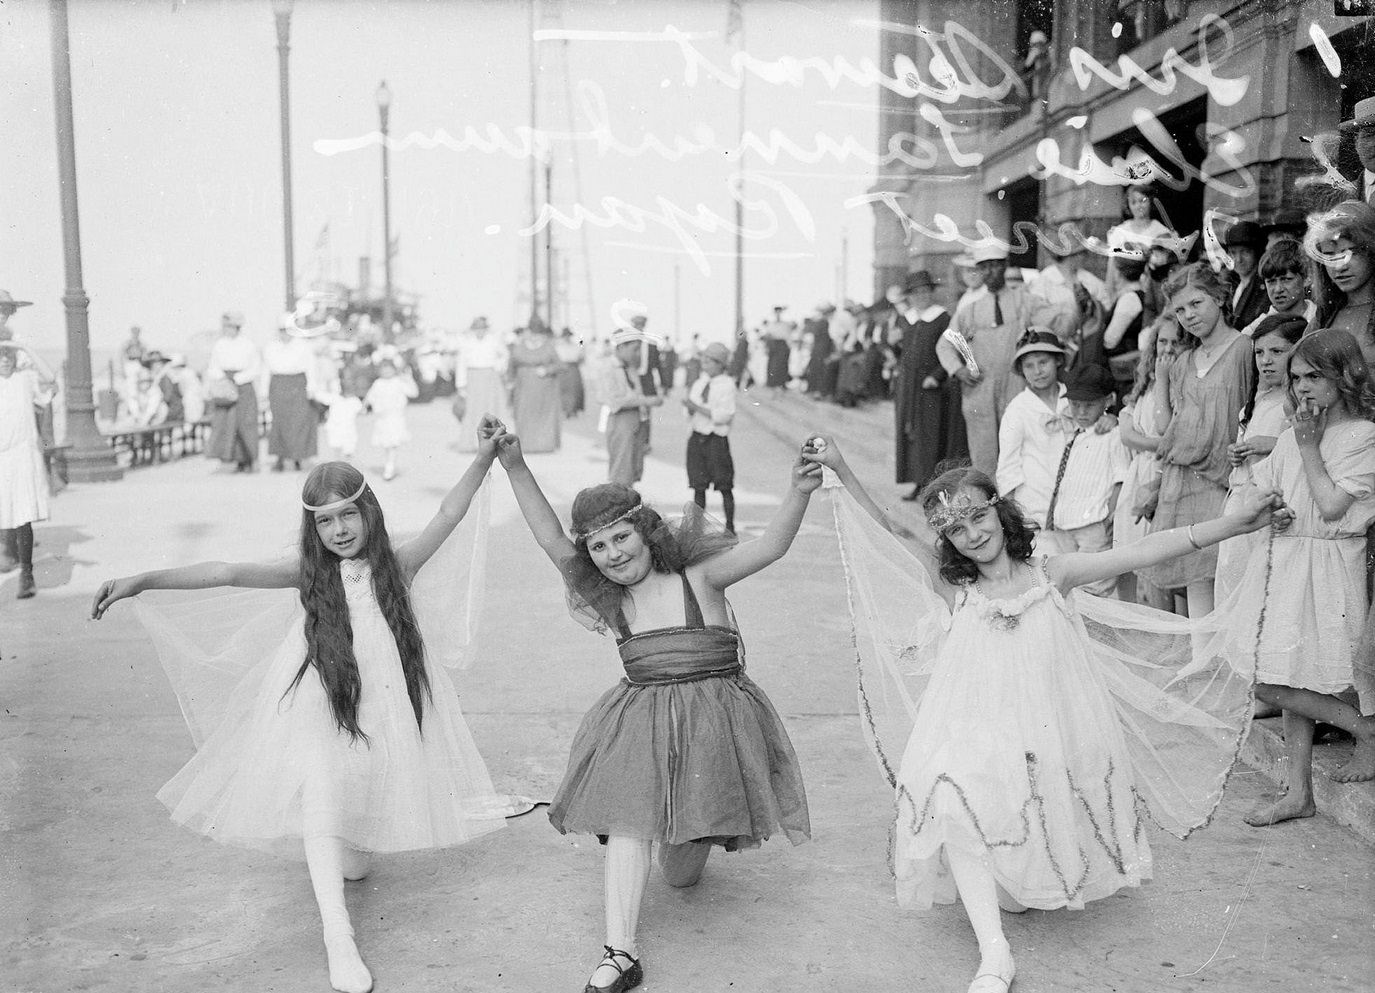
(1241, 718, 1375, 846)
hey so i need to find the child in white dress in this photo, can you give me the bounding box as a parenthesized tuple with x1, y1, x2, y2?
(1229, 328, 1375, 823)
(364, 359, 418, 480)
(91, 451, 506, 993)
(804, 439, 1282, 993)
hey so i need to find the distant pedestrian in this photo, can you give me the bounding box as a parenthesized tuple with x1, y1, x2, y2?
(265, 317, 321, 472)
(555, 328, 586, 417)
(364, 358, 418, 481)
(892, 269, 965, 498)
(509, 324, 562, 453)
(206, 311, 261, 473)
(762, 306, 794, 394)
(0, 342, 55, 599)
(486, 417, 815, 993)
(92, 454, 507, 993)
(600, 326, 662, 486)
(682, 342, 737, 533)
(454, 316, 509, 454)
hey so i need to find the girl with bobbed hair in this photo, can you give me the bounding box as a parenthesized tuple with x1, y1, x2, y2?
(485, 415, 819, 993)
(1142, 261, 1254, 617)
(801, 438, 1284, 993)
(92, 443, 508, 993)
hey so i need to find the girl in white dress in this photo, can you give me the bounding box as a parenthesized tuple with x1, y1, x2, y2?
(363, 359, 418, 480)
(803, 439, 1282, 993)
(91, 451, 506, 993)
(0, 342, 55, 599)
(1229, 328, 1375, 823)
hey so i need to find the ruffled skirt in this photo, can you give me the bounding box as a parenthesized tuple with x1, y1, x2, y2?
(548, 672, 810, 850)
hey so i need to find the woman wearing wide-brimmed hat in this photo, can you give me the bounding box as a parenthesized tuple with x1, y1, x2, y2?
(0, 340, 55, 599)
(206, 311, 262, 473)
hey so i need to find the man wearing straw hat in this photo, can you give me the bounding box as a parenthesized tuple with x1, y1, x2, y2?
(1339, 96, 1375, 207)
(936, 242, 1031, 475)
(599, 324, 663, 485)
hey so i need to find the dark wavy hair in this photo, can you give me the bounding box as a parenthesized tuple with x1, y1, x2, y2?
(918, 466, 1036, 586)
(565, 484, 686, 626)
(1286, 327, 1375, 422)
(1241, 313, 1308, 427)
(287, 461, 431, 743)
(1162, 262, 1233, 347)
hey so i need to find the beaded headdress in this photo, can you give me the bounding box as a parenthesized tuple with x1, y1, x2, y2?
(303, 478, 368, 514)
(572, 500, 643, 541)
(926, 489, 999, 532)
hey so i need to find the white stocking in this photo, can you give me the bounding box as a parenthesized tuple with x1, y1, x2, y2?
(946, 848, 1008, 954)
(603, 836, 652, 954)
(304, 835, 373, 993)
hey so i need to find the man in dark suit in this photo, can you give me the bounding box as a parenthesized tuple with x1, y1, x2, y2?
(1224, 221, 1269, 330)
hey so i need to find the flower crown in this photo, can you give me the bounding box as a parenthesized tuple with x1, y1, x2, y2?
(926, 489, 999, 532)
(572, 501, 643, 541)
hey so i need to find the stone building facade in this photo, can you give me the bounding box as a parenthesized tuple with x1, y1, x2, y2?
(870, 0, 1375, 299)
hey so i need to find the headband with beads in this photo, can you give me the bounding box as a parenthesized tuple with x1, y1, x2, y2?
(303, 478, 368, 514)
(926, 490, 999, 532)
(571, 501, 643, 541)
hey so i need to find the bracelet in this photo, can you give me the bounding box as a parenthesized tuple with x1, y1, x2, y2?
(1185, 525, 1202, 550)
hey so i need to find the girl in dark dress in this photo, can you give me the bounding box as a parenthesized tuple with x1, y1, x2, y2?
(893, 270, 967, 497)
(485, 415, 816, 993)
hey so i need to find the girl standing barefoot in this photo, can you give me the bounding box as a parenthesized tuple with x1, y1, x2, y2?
(1234, 329, 1375, 817)
(484, 415, 814, 993)
(91, 449, 506, 992)
(804, 438, 1281, 993)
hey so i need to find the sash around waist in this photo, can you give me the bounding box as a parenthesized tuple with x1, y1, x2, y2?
(618, 626, 743, 686)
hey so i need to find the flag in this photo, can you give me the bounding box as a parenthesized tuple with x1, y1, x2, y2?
(725, 0, 742, 47)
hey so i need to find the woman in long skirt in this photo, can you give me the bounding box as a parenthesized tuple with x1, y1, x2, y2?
(510, 325, 562, 452)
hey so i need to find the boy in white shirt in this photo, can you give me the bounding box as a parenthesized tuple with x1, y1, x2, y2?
(996, 329, 1070, 530)
(1040, 363, 1132, 597)
(682, 342, 738, 533)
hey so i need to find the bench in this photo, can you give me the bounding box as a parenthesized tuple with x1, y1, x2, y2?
(102, 419, 213, 468)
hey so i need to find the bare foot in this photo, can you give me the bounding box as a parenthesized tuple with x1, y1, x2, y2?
(1331, 737, 1375, 783)
(968, 941, 1015, 993)
(324, 935, 373, 993)
(1243, 791, 1316, 826)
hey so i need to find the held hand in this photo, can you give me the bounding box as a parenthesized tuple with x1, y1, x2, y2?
(1226, 441, 1248, 467)
(1292, 398, 1326, 447)
(799, 434, 844, 472)
(791, 454, 824, 494)
(91, 577, 139, 620)
(1234, 487, 1286, 534)
(1092, 412, 1119, 435)
(476, 413, 507, 459)
(921, 375, 940, 390)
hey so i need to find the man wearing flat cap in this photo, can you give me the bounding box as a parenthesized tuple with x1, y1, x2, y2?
(1224, 221, 1269, 330)
(936, 242, 1031, 474)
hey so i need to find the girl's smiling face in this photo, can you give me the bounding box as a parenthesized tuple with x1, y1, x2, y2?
(586, 520, 652, 584)
(938, 488, 1005, 564)
(1253, 331, 1293, 391)
(315, 500, 369, 558)
(1288, 355, 1341, 412)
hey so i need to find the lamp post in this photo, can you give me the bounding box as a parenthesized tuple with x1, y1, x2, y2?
(376, 80, 394, 342)
(48, 0, 121, 481)
(272, 0, 296, 312)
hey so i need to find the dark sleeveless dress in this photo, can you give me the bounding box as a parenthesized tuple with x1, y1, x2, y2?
(547, 573, 810, 850)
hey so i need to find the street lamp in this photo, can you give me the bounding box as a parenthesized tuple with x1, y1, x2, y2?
(272, 0, 296, 312)
(376, 79, 393, 342)
(48, 0, 121, 481)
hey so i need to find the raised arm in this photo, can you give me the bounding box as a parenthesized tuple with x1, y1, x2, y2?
(1046, 486, 1285, 592)
(800, 435, 891, 532)
(697, 448, 821, 590)
(91, 557, 298, 619)
(490, 421, 577, 565)
(395, 443, 498, 578)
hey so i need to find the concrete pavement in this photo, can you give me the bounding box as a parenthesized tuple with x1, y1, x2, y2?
(2, 392, 1372, 993)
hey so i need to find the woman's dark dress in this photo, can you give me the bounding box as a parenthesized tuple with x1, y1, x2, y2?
(548, 571, 810, 850)
(893, 309, 966, 486)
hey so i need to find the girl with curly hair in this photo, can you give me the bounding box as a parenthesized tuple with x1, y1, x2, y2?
(91, 445, 508, 993)
(1235, 329, 1375, 824)
(483, 414, 817, 993)
(1143, 262, 1255, 617)
(801, 441, 1282, 993)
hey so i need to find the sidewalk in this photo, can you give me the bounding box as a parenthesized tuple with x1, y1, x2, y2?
(739, 385, 1375, 847)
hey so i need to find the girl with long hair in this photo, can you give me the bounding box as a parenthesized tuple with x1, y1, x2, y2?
(91, 447, 507, 993)
(482, 414, 815, 993)
(803, 441, 1283, 993)
(1233, 329, 1375, 822)
(1310, 200, 1375, 360)
(1142, 262, 1255, 616)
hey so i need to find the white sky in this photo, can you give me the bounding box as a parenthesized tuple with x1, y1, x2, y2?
(2, 0, 880, 357)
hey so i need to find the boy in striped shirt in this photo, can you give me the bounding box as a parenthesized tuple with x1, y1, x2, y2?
(1040, 363, 1131, 597)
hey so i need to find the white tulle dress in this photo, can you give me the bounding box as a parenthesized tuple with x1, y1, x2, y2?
(825, 480, 1257, 911)
(133, 488, 507, 858)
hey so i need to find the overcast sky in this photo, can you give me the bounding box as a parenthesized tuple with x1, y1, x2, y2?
(2, 0, 881, 356)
